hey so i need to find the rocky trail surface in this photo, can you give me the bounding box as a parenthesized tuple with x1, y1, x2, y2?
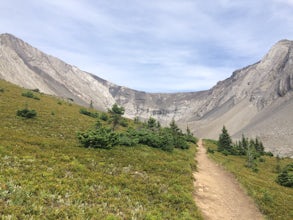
(193, 139, 264, 220)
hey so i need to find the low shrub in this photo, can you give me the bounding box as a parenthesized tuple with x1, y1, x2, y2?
(79, 108, 99, 118)
(117, 133, 139, 146)
(119, 118, 128, 127)
(77, 127, 118, 149)
(264, 151, 274, 157)
(16, 108, 37, 118)
(100, 113, 108, 121)
(207, 147, 215, 154)
(31, 88, 40, 93)
(185, 134, 197, 144)
(22, 91, 40, 100)
(135, 129, 162, 148)
(175, 137, 189, 149)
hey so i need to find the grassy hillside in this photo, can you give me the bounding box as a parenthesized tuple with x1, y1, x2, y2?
(0, 79, 202, 219)
(204, 139, 293, 220)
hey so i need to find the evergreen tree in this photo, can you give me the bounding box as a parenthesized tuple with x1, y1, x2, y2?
(134, 116, 140, 124)
(218, 126, 232, 153)
(185, 125, 197, 143)
(108, 103, 125, 131)
(169, 119, 189, 149)
(147, 117, 157, 130)
(255, 137, 264, 154)
(169, 118, 180, 133)
(240, 134, 249, 155)
(186, 126, 192, 136)
(276, 163, 293, 187)
(156, 121, 161, 129)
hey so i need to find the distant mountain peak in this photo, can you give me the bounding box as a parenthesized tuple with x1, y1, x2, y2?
(276, 38, 292, 44)
(0, 33, 16, 38)
(0, 33, 21, 44)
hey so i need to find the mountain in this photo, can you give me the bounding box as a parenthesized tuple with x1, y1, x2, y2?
(187, 39, 293, 156)
(0, 33, 292, 157)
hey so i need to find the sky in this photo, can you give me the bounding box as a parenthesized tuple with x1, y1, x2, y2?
(1, 0, 293, 92)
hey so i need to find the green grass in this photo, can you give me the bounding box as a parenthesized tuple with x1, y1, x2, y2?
(0, 80, 202, 219)
(204, 139, 293, 220)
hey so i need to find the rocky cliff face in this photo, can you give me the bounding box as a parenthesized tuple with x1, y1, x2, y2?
(186, 39, 293, 157)
(0, 33, 292, 157)
(0, 33, 116, 110)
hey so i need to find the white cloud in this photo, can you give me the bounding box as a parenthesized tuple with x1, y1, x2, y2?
(0, 0, 292, 92)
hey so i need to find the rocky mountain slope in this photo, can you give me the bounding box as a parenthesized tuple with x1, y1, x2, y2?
(0, 33, 292, 157)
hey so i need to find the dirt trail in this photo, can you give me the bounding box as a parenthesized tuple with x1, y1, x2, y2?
(193, 139, 264, 220)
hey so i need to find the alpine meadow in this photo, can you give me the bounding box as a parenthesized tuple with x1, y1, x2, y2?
(0, 79, 202, 219)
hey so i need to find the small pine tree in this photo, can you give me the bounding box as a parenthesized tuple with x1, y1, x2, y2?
(185, 125, 197, 143)
(170, 119, 180, 134)
(108, 103, 125, 131)
(169, 119, 189, 149)
(218, 126, 232, 153)
(241, 134, 249, 154)
(100, 113, 108, 121)
(156, 121, 161, 129)
(276, 163, 293, 187)
(147, 117, 157, 130)
(186, 126, 191, 136)
(134, 116, 140, 124)
(255, 137, 264, 154)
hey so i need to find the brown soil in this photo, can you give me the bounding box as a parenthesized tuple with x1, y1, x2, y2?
(193, 139, 264, 220)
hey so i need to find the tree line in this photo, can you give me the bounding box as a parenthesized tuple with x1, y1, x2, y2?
(216, 126, 292, 187)
(78, 104, 197, 152)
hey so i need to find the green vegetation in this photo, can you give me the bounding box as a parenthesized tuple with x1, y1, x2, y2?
(100, 112, 109, 121)
(217, 127, 270, 172)
(78, 127, 118, 149)
(218, 126, 266, 157)
(217, 126, 232, 154)
(79, 108, 99, 118)
(16, 107, 37, 119)
(277, 163, 293, 187)
(79, 111, 197, 152)
(108, 103, 125, 131)
(204, 139, 293, 219)
(21, 90, 40, 100)
(31, 88, 40, 93)
(185, 126, 197, 144)
(0, 79, 202, 219)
